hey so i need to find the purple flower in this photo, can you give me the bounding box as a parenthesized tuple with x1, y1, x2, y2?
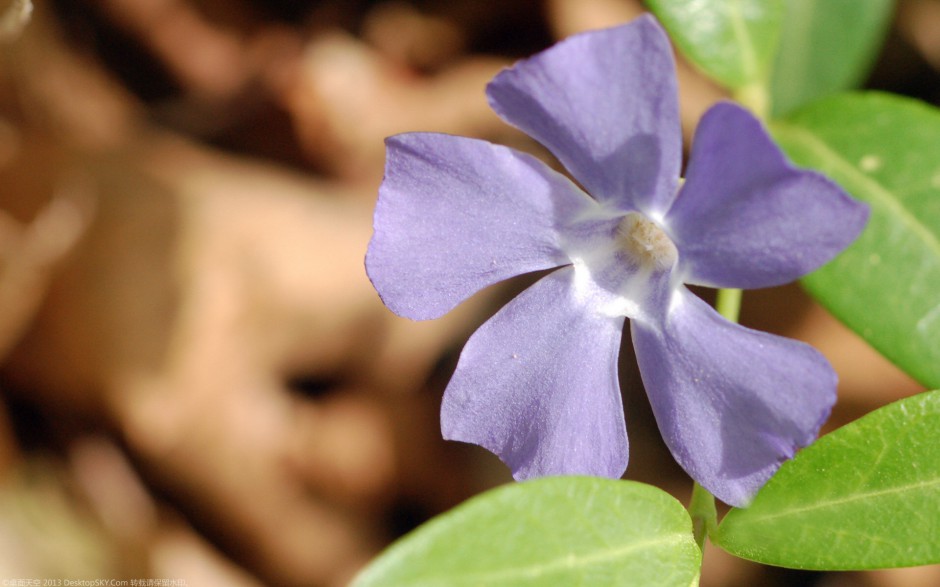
(365, 15, 868, 506)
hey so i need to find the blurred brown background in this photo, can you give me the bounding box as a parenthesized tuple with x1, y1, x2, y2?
(0, 0, 938, 586)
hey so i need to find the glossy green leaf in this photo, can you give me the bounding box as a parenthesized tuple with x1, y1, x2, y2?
(774, 92, 940, 389)
(647, 0, 783, 92)
(351, 477, 701, 587)
(714, 390, 940, 569)
(770, 0, 894, 116)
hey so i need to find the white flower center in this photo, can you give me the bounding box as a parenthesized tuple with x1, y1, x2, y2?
(616, 212, 678, 271)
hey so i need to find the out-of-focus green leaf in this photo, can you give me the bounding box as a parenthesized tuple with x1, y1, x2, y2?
(714, 390, 940, 569)
(774, 92, 940, 389)
(647, 0, 783, 94)
(351, 477, 701, 586)
(770, 0, 894, 116)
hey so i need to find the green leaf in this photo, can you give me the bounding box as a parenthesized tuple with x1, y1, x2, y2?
(714, 390, 940, 569)
(773, 92, 940, 389)
(351, 477, 701, 587)
(647, 0, 783, 95)
(770, 0, 894, 117)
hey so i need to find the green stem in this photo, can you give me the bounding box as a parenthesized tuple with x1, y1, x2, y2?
(715, 287, 742, 323)
(689, 287, 743, 551)
(690, 482, 718, 551)
(733, 82, 770, 121)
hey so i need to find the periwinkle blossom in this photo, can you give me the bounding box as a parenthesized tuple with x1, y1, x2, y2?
(365, 15, 868, 506)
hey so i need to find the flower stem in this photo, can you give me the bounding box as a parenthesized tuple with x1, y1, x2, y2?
(689, 287, 742, 551)
(733, 82, 770, 121)
(715, 287, 742, 323)
(690, 481, 718, 551)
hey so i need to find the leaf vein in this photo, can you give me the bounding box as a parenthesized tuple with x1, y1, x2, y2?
(744, 477, 940, 524)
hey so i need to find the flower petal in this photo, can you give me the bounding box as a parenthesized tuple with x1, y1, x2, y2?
(441, 266, 628, 480)
(667, 102, 869, 289)
(631, 288, 836, 506)
(366, 132, 596, 320)
(486, 15, 681, 214)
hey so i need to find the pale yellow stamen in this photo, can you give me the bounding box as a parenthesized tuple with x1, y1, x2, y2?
(616, 212, 678, 271)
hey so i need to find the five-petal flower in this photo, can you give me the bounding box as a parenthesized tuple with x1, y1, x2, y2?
(365, 15, 868, 506)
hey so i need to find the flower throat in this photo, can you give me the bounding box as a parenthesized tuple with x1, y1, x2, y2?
(617, 212, 678, 271)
